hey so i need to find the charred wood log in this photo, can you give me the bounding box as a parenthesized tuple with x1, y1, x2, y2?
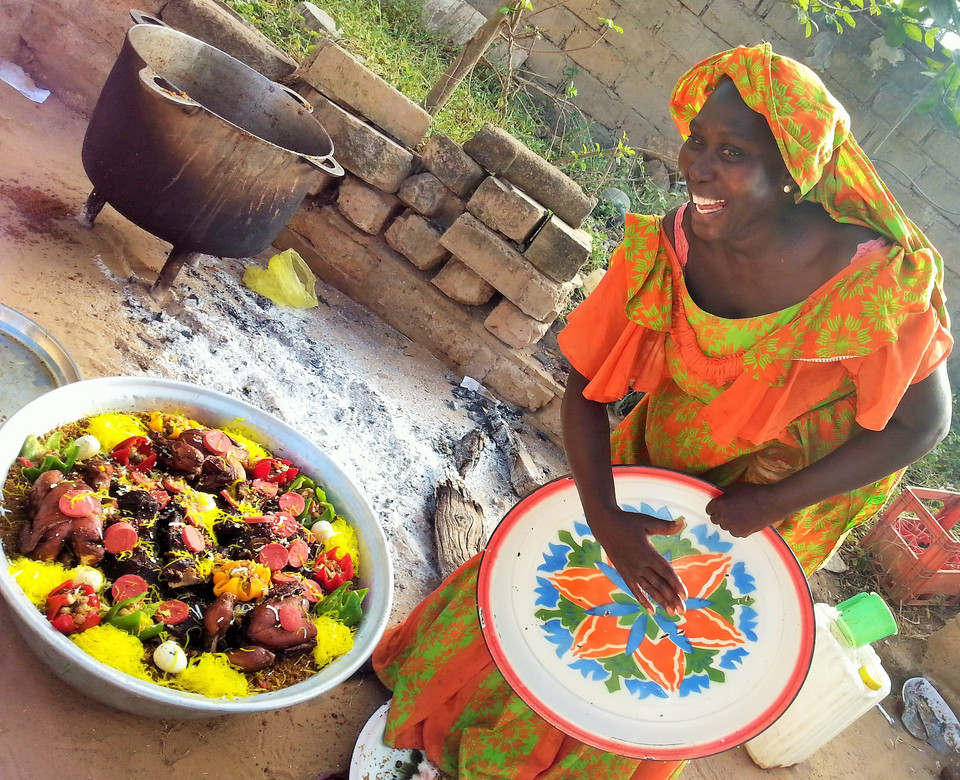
(433, 479, 485, 580)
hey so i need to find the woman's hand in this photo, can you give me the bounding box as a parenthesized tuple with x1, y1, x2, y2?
(704, 482, 788, 538)
(588, 506, 688, 615)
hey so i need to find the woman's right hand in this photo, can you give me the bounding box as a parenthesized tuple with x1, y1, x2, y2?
(588, 506, 688, 616)
(560, 366, 687, 615)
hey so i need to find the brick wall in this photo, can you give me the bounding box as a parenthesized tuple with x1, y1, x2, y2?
(277, 40, 605, 435)
(465, 0, 960, 382)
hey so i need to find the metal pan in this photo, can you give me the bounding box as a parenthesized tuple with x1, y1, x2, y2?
(0, 304, 80, 424)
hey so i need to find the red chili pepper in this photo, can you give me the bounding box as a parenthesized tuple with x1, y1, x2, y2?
(251, 458, 299, 486)
(111, 436, 157, 472)
(17, 456, 34, 468)
(45, 580, 102, 634)
(313, 546, 354, 592)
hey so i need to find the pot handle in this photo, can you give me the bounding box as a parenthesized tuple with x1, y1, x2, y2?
(302, 154, 345, 178)
(277, 83, 314, 114)
(130, 9, 167, 26)
(138, 67, 202, 113)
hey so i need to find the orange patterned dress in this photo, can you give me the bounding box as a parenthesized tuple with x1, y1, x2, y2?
(558, 208, 950, 574)
(373, 43, 951, 780)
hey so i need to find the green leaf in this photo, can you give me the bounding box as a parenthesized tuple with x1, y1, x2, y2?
(598, 649, 643, 682)
(924, 28, 938, 49)
(598, 17, 624, 34)
(651, 534, 700, 561)
(904, 22, 923, 42)
(543, 596, 589, 631)
(914, 90, 941, 114)
(706, 665, 726, 683)
(564, 535, 604, 568)
(928, 0, 954, 27)
(885, 22, 907, 47)
(701, 579, 738, 623)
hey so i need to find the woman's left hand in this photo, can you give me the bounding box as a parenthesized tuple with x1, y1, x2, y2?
(704, 482, 789, 538)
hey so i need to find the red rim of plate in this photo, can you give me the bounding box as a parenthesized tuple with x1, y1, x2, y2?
(476, 465, 815, 761)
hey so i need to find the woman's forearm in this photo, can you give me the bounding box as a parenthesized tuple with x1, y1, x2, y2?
(708, 364, 953, 535)
(774, 364, 951, 515)
(560, 368, 618, 514)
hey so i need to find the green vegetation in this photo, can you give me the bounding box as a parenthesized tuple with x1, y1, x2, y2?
(790, 0, 960, 126)
(225, 0, 543, 144)
(224, 0, 682, 321)
(905, 394, 960, 491)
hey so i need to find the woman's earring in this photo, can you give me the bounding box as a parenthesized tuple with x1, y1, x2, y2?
(783, 184, 794, 194)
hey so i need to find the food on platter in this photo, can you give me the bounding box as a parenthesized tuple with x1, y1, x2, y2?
(1, 411, 367, 698)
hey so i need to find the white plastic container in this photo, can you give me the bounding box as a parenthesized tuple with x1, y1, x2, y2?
(744, 603, 891, 768)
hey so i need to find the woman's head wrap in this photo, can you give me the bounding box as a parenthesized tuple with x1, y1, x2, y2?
(669, 43, 949, 326)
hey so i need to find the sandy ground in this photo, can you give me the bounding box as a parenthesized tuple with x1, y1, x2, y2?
(0, 82, 954, 779)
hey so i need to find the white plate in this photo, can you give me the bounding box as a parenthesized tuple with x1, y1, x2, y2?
(477, 466, 814, 760)
(350, 702, 426, 780)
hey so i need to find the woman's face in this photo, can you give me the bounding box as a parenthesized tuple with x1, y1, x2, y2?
(678, 78, 793, 244)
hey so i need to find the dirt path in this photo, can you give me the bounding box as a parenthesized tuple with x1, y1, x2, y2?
(0, 82, 954, 780)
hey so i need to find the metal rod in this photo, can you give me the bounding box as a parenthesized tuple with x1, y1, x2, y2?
(76, 189, 108, 228)
(151, 246, 201, 298)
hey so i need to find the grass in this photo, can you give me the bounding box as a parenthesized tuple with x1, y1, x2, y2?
(225, 0, 544, 145)
(224, 0, 685, 323)
(904, 393, 960, 492)
(223, 0, 675, 211)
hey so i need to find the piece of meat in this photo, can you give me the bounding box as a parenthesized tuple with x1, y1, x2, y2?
(197, 455, 245, 492)
(203, 592, 237, 652)
(164, 439, 204, 478)
(20, 477, 104, 566)
(225, 645, 276, 672)
(77, 460, 114, 492)
(244, 593, 317, 652)
(27, 470, 64, 513)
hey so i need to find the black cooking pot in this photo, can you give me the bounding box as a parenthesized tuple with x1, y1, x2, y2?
(81, 16, 343, 291)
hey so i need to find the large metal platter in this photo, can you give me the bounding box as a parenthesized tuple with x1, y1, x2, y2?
(0, 376, 393, 719)
(477, 466, 815, 760)
(0, 304, 80, 424)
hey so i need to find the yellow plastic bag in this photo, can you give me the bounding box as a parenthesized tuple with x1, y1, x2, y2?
(242, 249, 319, 308)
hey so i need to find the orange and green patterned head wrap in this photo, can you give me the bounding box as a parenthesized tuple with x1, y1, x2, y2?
(669, 43, 948, 324)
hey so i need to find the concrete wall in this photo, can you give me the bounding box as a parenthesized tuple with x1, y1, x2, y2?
(466, 0, 960, 381)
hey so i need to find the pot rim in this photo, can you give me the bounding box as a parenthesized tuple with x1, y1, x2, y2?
(128, 22, 341, 165)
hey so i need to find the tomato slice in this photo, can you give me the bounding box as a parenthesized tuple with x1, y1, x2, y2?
(277, 602, 303, 632)
(111, 574, 149, 603)
(181, 526, 206, 553)
(302, 578, 324, 604)
(287, 538, 311, 569)
(259, 543, 290, 571)
(272, 512, 301, 539)
(156, 599, 191, 626)
(103, 522, 139, 554)
(202, 429, 232, 455)
(278, 492, 306, 516)
(58, 490, 98, 518)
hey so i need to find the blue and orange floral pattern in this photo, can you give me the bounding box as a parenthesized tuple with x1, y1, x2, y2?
(534, 503, 758, 699)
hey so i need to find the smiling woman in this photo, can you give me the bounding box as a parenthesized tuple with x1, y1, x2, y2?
(370, 43, 954, 780)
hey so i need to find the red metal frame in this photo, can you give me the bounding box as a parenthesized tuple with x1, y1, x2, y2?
(860, 487, 960, 605)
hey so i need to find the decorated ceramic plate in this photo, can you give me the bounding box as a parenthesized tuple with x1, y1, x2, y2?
(476, 466, 814, 761)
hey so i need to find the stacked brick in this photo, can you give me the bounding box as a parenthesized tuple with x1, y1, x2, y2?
(281, 38, 598, 428)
